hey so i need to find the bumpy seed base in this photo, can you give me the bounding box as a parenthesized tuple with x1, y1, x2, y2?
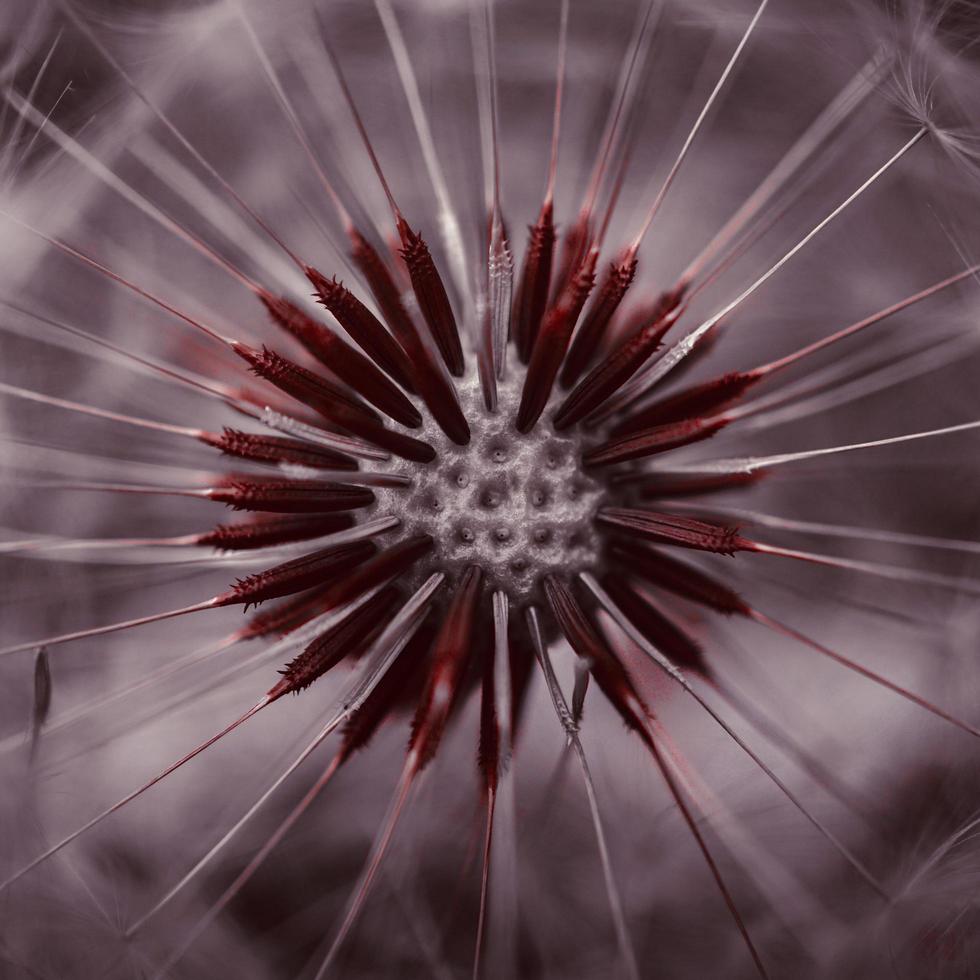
(371, 365, 604, 603)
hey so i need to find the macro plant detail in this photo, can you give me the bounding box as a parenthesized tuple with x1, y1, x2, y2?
(3, 0, 980, 978)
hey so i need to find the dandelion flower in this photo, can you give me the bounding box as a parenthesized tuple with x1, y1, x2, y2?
(3, 0, 980, 977)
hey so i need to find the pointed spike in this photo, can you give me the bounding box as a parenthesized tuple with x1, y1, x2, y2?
(340, 619, 434, 759)
(233, 343, 436, 461)
(516, 250, 597, 433)
(347, 227, 419, 352)
(267, 588, 400, 699)
(560, 253, 638, 389)
(601, 577, 710, 677)
(260, 292, 422, 428)
(612, 370, 759, 435)
(199, 428, 357, 471)
(217, 540, 377, 609)
(584, 416, 728, 468)
(345, 231, 470, 445)
(209, 478, 375, 515)
(631, 470, 765, 499)
(610, 542, 750, 616)
(551, 212, 592, 305)
(314, 534, 435, 615)
(397, 217, 465, 377)
(554, 284, 686, 430)
(197, 514, 354, 551)
(599, 508, 749, 556)
(303, 266, 417, 394)
(513, 200, 556, 363)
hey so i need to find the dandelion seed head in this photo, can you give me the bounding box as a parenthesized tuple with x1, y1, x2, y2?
(4, 0, 980, 977)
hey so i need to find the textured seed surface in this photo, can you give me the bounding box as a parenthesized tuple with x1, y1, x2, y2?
(370, 368, 603, 602)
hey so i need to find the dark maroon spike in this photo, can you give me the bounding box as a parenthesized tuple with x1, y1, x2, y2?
(634, 470, 764, 499)
(260, 291, 422, 428)
(542, 575, 649, 735)
(613, 370, 760, 436)
(516, 251, 597, 433)
(197, 514, 353, 551)
(340, 618, 435, 760)
(513, 200, 556, 364)
(216, 539, 376, 610)
(347, 227, 418, 349)
(550, 211, 591, 305)
(302, 268, 417, 395)
(600, 576, 709, 677)
(409, 565, 483, 771)
(599, 508, 748, 556)
(553, 284, 686, 430)
(354, 422, 435, 463)
(199, 428, 357, 471)
(209, 478, 375, 514)
(583, 416, 728, 468)
(610, 542, 750, 616)
(317, 534, 435, 613)
(396, 217, 464, 377)
(232, 342, 436, 462)
(242, 589, 334, 640)
(266, 588, 400, 700)
(232, 342, 378, 423)
(347, 231, 470, 446)
(559, 253, 638, 389)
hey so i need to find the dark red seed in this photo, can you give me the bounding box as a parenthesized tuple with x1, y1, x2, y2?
(409, 565, 483, 771)
(612, 370, 760, 435)
(233, 342, 379, 424)
(242, 589, 336, 640)
(218, 539, 377, 609)
(347, 227, 418, 351)
(600, 575, 709, 676)
(553, 284, 686, 430)
(549, 211, 591, 305)
(210, 478, 375, 514)
(340, 618, 435, 760)
(543, 575, 648, 735)
(610, 541, 750, 616)
(516, 251, 597, 433)
(267, 587, 400, 699)
(260, 292, 422, 428)
(234, 343, 436, 462)
(397, 217, 465, 377)
(302, 269, 417, 395)
(513, 199, 556, 364)
(598, 508, 748, 555)
(583, 416, 728, 468)
(633, 470, 764, 498)
(317, 534, 435, 613)
(559, 253, 638, 389)
(199, 428, 357, 471)
(197, 513, 353, 551)
(348, 229, 470, 446)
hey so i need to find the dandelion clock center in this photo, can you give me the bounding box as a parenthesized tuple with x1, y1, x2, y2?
(371, 367, 603, 601)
